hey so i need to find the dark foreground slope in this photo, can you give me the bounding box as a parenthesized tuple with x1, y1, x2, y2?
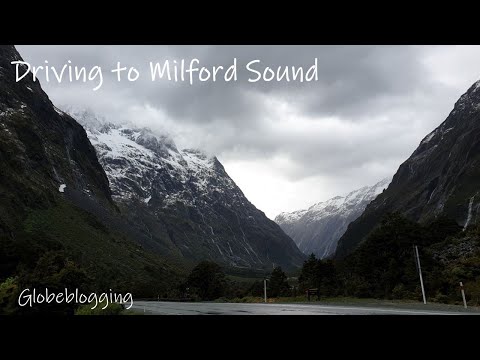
(0, 45, 181, 310)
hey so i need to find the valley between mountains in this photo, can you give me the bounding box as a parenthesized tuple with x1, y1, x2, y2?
(1, 45, 480, 313)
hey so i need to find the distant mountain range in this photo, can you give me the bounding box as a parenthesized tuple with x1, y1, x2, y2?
(275, 178, 390, 258)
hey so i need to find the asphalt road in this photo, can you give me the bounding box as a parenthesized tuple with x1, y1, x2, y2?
(130, 301, 473, 315)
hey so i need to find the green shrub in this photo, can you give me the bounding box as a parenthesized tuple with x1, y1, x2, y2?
(75, 300, 124, 315)
(0, 277, 18, 315)
(431, 292, 449, 304)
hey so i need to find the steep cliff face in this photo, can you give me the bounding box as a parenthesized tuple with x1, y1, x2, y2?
(275, 178, 390, 258)
(0, 45, 180, 295)
(70, 109, 305, 270)
(0, 45, 113, 233)
(336, 80, 480, 258)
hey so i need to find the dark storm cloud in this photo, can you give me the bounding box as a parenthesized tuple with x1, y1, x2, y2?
(16, 45, 435, 123)
(14, 45, 474, 190)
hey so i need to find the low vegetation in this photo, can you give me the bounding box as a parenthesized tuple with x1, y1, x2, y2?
(0, 200, 184, 315)
(74, 301, 139, 315)
(2, 204, 479, 313)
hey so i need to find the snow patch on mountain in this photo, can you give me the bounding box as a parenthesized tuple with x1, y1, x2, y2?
(421, 130, 437, 145)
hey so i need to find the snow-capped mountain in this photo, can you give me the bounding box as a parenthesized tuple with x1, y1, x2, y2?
(69, 108, 305, 270)
(275, 178, 391, 259)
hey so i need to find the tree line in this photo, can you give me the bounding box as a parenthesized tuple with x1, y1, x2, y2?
(178, 213, 480, 305)
(2, 212, 479, 313)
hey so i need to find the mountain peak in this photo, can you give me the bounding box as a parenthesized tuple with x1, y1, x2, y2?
(451, 78, 480, 115)
(63, 107, 180, 155)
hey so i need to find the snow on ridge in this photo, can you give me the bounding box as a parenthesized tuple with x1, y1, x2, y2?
(81, 116, 224, 204)
(276, 209, 308, 223)
(70, 107, 239, 210)
(474, 80, 480, 91)
(308, 196, 345, 213)
(181, 149, 214, 171)
(88, 125, 214, 176)
(421, 130, 437, 145)
(90, 128, 157, 161)
(277, 177, 391, 224)
(370, 177, 391, 195)
(53, 106, 64, 116)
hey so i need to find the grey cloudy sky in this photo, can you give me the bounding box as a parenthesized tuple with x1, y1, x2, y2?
(15, 45, 480, 219)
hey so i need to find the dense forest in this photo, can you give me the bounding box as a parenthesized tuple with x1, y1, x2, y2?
(295, 213, 480, 305)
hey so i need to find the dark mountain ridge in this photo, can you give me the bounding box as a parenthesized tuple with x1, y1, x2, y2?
(337, 80, 480, 258)
(0, 45, 181, 300)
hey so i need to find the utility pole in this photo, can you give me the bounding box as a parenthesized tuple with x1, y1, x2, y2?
(264, 279, 267, 303)
(460, 282, 467, 309)
(414, 245, 427, 304)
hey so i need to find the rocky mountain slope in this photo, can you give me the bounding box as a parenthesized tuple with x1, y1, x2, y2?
(0, 45, 181, 297)
(69, 108, 305, 271)
(336, 79, 480, 258)
(275, 178, 390, 258)
(0, 46, 112, 225)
